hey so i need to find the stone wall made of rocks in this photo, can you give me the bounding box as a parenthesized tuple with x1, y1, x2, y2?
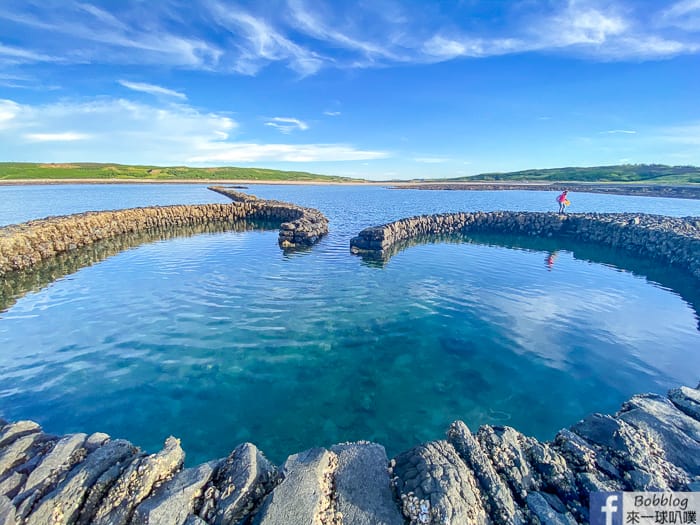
(208, 186, 329, 249)
(0, 191, 329, 277)
(350, 212, 700, 281)
(1, 385, 699, 524)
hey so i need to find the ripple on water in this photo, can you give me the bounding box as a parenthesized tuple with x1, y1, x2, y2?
(0, 189, 699, 464)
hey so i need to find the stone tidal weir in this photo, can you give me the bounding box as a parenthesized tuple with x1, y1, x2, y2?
(350, 211, 700, 281)
(0, 187, 329, 277)
(1, 195, 700, 524)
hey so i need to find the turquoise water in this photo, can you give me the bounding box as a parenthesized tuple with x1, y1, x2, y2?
(0, 184, 699, 465)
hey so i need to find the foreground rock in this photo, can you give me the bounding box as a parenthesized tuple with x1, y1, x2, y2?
(1, 385, 699, 524)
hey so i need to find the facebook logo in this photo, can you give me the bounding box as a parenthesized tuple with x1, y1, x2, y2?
(590, 492, 623, 525)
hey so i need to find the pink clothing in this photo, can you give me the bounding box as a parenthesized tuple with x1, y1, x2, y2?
(557, 192, 567, 203)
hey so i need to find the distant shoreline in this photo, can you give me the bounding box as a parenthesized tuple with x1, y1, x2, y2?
(0, 178, 377, 186)
(1, 178, 699, 199)
(391, 181, 700, 200)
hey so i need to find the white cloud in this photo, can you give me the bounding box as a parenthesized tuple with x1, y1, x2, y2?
(0, 99, 21, 126)
(2, 0, 699, 79)
(0, 96, 387, 165)
(264, 117, 309, 134)
(0, 1, 223, 69)
(656, 122, 700, 145)
(421, 35, 522, 59)
(420, 1, 700, 63)
(287, 0, 398, 60)
(118, 80, 187, 100)
(601, 130, 637, 134)
(0, 97, 237, 163)
(204, 2, 323, 76)
(188, 143, 388, 163)
(324, 111, 341, 117)
(543, 2, 627, 47)
(665, 0, 700, 16)
(24, 132, 91, 142)
(414, 157, 449, 163)
(0, 42, 57, 65)
(661, 0, 700, 30)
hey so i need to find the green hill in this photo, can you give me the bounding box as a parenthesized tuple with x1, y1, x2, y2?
(0, 163, 358, 182)
(447, 164, 700, 184)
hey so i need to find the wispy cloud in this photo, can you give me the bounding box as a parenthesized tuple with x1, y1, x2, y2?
(421, 35, 522, 60)
(601, 129, 637, 134)
(188, 143, 388, 163)
(286, 0, 398, 61)
(0, 1, 223, 69)
(0, 97, 237, 163)
(24, 132, 91, 142)
(1, 0, 699, 78)
(118, 80, 187, 100)
(324, 111, 341, 117)
(414, 156, 449, 163)
(656, 121, 700, 146)
(661, 0, 700, 30)
(421, 1, 700, 62)
(0, 42, 57, 65)
(0, 99, 21, 126)
(264, 117, 309, 134)
(203, 1, 323, 76)
(0, 96, 387, 165)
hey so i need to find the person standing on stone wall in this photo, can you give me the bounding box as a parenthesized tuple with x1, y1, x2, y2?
(557, 190, 570, 213)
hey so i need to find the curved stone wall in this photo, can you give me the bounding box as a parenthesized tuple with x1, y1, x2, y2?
(209, 186, 329, 249)
(0, 191, 329, 277)
(350, 211, 700, 281)
(0, 222, 273, 313)
(1, 385, 698, 524)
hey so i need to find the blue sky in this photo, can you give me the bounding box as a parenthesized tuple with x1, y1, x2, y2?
(0, 0, 699, 180)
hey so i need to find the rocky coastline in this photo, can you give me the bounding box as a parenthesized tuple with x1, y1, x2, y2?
(1, 385, 699, 524)
(390, 182, 700, 200)
(350, 211, 700, 281)
(0, 189, 329, 277)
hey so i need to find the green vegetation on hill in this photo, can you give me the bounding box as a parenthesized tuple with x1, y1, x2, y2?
(0, 163, 357, 182)
(447, 164, 700, 184)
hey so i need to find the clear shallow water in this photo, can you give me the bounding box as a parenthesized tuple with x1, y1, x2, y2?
(0, 184, 699, 465)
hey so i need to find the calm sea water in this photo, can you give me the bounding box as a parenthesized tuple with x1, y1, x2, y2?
(1, 184, 699, 465)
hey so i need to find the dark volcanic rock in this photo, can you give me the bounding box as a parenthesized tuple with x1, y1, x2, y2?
(447, 420, 524, 524)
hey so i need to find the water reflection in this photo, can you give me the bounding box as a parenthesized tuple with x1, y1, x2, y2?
(355, 231, 700, 331)
(0, 220, 277, 313)
(545, 251, 558, 271)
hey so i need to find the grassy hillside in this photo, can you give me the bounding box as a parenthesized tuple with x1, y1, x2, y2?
(447, 164, 700, 184)
(0, 163, 357, 182)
